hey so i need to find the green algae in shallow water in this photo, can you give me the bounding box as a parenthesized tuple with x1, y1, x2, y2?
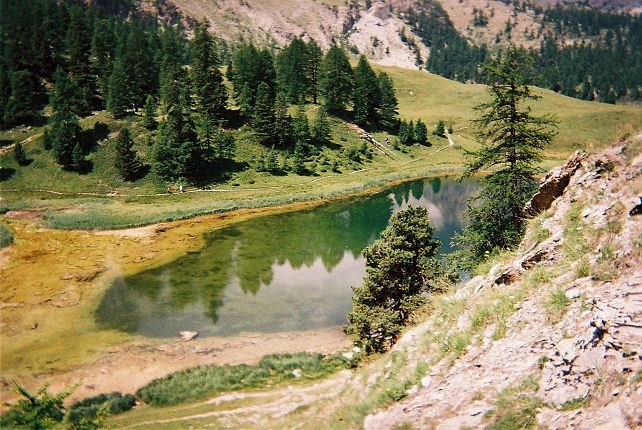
(96, 177, 477, 338)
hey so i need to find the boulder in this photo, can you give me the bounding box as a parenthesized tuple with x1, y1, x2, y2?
(179, 331, 198, 341)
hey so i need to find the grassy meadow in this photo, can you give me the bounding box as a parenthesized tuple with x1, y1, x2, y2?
(1, 66, 640, 229)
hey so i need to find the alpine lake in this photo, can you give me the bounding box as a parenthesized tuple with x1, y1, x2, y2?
(96, 177, 478, 338)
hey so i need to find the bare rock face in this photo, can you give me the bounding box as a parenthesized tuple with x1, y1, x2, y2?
(524, 150, 586, 216)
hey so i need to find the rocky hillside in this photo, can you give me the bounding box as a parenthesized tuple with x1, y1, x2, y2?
(363, 137, 642, 429)
(144, 0, 640, 70)
(140, 0, 544, 68)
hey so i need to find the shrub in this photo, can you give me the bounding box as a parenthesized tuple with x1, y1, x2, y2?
(136, 352, 348, 406)
(0, 222, 13, 248)
(67, 392, 135, 424)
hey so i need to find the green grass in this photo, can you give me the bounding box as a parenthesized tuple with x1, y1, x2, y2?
(545, 288, 570, 323)
(0, 222, 13, 248)
(136, 352, 348, 406)
(1, 66, 640, 229)
(486, 376, 543, 430)
(559, 396, 589, 411)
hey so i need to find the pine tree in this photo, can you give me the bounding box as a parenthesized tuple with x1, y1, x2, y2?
(106, 59, 129, 118)
(292, 104, 311, 145)
(114, 128, 142, 181)
(276, 37, 310, 103)
(14, 142, 27, 166)
(274, 92, 292, 148)
(292, 142, 306, 175)
(345, 206, 441, 353)
(311, 106, 332, 146)
(433, 120, 446, 137)
(153, 68, 197, 180)
(215, 128, 236, 159)
(191, 21, 227, 123)
(122, 26, 156, 108)
(377, 72, 398, 129)
(320, 45, 353, 113)
(71, 142, 85, 172)
(305, 39, 323, 104)
(91, 18, 116, 107)
(253, 82, 276, 146)
(414, 119, 428, 144)
(51, 115, 81, 168)
(398, 120, 413, 145)
(230, 44, 276, 116)
(66, 5, 96, 112)
(142, 95, 157, 130)
(453, 47, 558, 269)
(353, 55, 380, 125)
(3, 70, 38, 126)
(51, 68, 87, 118)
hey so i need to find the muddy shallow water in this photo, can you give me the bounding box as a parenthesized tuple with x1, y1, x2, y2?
(96, 177, 477, 338)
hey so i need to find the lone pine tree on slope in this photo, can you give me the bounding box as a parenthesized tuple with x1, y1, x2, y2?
(453, 46, 558, 269)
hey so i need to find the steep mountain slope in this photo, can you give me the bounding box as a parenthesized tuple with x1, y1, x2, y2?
(152, 0, 549, 67)
(109, 136, 642, 429)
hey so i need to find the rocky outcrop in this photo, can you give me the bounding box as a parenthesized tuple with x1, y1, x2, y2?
(524, 150, 586, 215)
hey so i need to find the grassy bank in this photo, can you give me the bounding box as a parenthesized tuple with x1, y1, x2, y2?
(1, 66, 640, 230)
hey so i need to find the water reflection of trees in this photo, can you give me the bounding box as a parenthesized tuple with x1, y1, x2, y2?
(95, 178, 477, 335)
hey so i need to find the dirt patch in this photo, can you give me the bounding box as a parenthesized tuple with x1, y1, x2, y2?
(0, 327, 349, 409)
(5, 209, 44, 220)
(93, 224, 159, 238)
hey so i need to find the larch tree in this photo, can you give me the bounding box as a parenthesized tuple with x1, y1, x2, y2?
(114, 128, 143, 181)
(191, 21, 227, 123)
(153, 67, 197, 180)
(66, 6, 96, 112)
(49, 69, 83, 169)
(142, 95, 157, 130)
(320, 45, 353, 113)
(107, 58, 129, 118)
(253, 82, 276, 146)
(377, 72, 398, 129)
(91, 18, 116, 107)
(122, 26, 156, 108)
(453, 46, 558, 269)
(352, 55, 380, 125)
(305, 39, 323, 104)
(274, 92, 292, 148)
(414, 119, 428, 144)
(311, 106, 331, 146)
(3, 70, 38, 126)
(292, 104, 311, 145)
(13, 141, 27, 165)
(276, 37, 310, 103)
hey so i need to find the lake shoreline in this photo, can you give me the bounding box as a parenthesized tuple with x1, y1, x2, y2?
(0, 171, 461, 406)
(0, 170, 481, 411)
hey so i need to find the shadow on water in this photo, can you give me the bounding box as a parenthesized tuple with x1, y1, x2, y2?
(96, 177, 478, 338)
